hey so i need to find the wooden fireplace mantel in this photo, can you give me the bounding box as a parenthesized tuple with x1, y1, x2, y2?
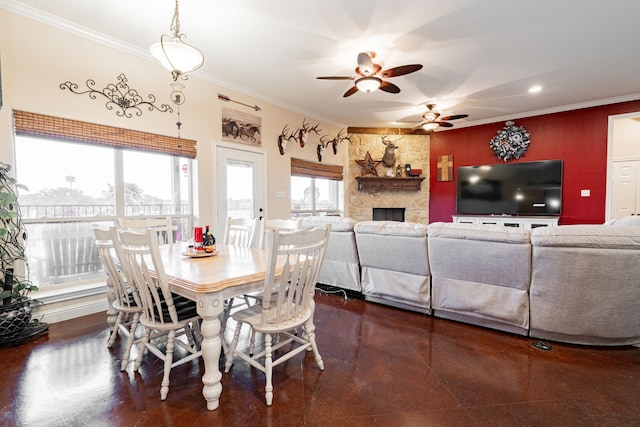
(356, 176, 425, 192)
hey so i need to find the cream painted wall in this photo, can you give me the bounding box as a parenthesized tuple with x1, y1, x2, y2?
(612, 117, 640, 160)
(0, 9, 348, 225)
(0, 9, 347, 322)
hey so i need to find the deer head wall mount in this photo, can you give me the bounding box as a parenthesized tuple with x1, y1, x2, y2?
(277, 125, 296, 155)
(295, 118, 321, 147)
(330, 128, 351, 155)
(381, 133, 403, 167)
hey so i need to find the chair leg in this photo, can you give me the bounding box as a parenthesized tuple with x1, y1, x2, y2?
(304, 320, 324, 371)
(264, 333, 273, 406)
(224, 322, 243, 373)
(160, 330, 176, 401)
(107, 311, 124, 347)
(134, 327, 151, 371)
(191, 320, 203, 347)
(249, 328, 257, 356)
(120, 312, 141, 371)
(221, 298, 233, 333)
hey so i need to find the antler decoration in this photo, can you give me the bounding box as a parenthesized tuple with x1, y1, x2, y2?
(295, 118, 321, 147)
(330, 128, 351, 155)
(317, 135, 330, 162)
(60, 73, 173, 117)
(277, 125, 296, 155)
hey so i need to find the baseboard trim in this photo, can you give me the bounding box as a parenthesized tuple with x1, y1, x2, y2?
(31, 283, 109, 324)
(33, 298, 108, 324)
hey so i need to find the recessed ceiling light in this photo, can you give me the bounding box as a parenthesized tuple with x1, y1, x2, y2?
(529, 85, 542, 93)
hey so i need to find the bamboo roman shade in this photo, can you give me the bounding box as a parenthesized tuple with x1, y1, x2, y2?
(291, 158, 343, 181)
(13, 110, 197, 159)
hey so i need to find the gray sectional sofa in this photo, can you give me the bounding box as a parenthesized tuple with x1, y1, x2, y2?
(299, 215, 640, 346)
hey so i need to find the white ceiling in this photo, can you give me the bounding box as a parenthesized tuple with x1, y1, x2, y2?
(3, 0, 640, 130)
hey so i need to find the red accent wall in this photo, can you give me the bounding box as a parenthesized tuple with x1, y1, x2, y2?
(429, 100, 640, 225)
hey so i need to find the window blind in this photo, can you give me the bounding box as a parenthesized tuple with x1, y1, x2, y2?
(13, 110, 197, 159)
(291, 157, 343, 181)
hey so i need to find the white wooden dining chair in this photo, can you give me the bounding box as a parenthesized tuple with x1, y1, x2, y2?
(258, 218, 299, 249)
(238, 218, 300, 353)
(223, 216, 260, 248)
(118, 228, 202, 401)
(220, 216, 262, 332)
(117, 217, 174, 248)
(224, 225, 330, 406)
(93, 225, 143, 371)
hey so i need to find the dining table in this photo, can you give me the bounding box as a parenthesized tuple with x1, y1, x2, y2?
(157, 242, 285, 411)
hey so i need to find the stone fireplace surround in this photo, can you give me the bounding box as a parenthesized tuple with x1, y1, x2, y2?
(348, 132, 430, 223)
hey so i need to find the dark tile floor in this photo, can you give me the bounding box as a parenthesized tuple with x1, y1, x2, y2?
(1, 290, 640, 427)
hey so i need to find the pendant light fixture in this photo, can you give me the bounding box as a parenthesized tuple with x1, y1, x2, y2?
(150, 0, 204, 81)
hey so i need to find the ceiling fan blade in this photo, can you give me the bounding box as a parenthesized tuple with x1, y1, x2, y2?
(439, 114, 469, 121)
(317, 76, 354, 80)
(343, 85, 359, 97)
(381, 64, 423, 78)
(379, 81, 401, 94)
(438, 121, 455, 128)
(357, 52, 375, 75)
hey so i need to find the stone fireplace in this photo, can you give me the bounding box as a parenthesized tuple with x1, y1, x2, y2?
(347, 131, 430, 224)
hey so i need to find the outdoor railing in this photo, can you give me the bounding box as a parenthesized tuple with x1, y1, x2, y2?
(21, 204, 191, 288)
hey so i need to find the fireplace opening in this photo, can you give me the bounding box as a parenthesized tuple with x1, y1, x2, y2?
(373, 208, 405, 222)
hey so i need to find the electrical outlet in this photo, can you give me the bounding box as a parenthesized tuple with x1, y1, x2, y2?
(581, 189, 590, 197)
(276, 191, 285, 198)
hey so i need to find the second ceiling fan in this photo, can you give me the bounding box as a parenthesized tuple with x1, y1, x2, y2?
(414, 104, 469, 130)
(317, 51, 423, 97)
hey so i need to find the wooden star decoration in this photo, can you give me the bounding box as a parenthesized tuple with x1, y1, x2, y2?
(356, 151, 382, 176)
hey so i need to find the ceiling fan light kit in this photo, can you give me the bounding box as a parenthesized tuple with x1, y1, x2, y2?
(355, 76, 382, 93)
(150, 0, 204, 81)
(422, 122, 440, 131)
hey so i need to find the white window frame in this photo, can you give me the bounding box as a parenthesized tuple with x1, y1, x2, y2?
(15, 135, 193, 293)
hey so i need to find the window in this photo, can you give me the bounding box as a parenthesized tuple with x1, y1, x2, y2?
(290, 158, 343, 217)
(14, 135, 192, 289)
(290, 175, 343, 217)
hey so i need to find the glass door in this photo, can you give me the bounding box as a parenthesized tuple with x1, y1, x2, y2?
(215, 146, 265, 240)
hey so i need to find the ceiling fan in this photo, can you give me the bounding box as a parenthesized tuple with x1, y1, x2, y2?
(414, 104, 469, 130)
(316, 51, 423, 97)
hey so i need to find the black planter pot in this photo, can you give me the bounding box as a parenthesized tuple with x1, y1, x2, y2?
(0, 297, 32, 337)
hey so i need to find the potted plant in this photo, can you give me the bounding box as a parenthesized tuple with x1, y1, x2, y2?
(0, 161, 41, 343)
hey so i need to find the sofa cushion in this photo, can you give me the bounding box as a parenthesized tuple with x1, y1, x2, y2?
(354, 220, 428, 237)
(531, 224, 640, 249)
(299, 216, 357, 232)
(427, 222, 530, 244)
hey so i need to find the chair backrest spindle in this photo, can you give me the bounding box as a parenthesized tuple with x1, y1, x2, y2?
(260, 225, 330, 328)
(223, 217, 260, 248)
(118, 229, 178, 325)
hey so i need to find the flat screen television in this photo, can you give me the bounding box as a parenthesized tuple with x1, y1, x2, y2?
(456, 160, 562, 216)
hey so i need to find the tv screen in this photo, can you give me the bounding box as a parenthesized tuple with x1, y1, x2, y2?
(456, 160, 562, 216)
